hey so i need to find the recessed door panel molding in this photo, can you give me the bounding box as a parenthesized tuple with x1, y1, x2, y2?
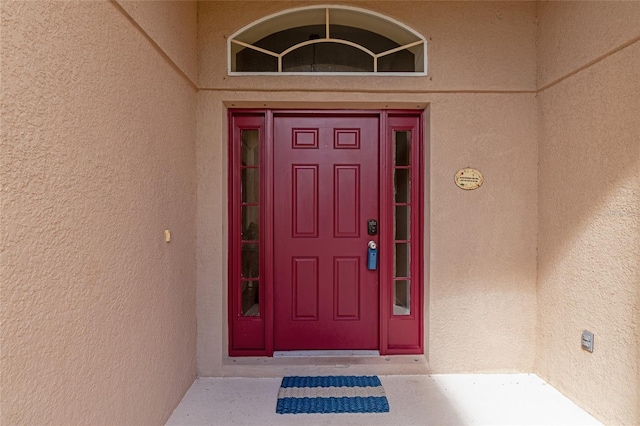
(334, 165, 360, 238)
(334, 257, 360, 320)
(229, 110, 424, 356)
(292, 165, 319, 238)
(334, 129, 361, 149)
(292, 128, 319, 149)
(292, 257, 319, 320)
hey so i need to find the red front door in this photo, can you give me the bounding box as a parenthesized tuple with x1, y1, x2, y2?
(274, 114, 380, 350)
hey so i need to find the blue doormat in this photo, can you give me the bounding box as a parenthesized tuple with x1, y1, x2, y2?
(276, 375, 390, 414)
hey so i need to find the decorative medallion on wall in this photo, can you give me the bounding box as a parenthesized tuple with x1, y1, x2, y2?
(454, 168, 484, 190)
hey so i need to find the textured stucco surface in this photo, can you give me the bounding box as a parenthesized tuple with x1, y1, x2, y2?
(197, 88, 537, 377)
(196, 1, 538, 377)
(117, 0, 198, 85)
(536, 14, 640, 426)
(536, 1, 640, 88)
(429, 93, 538, 372)
(3, 0, 638, 424)
(1, 1, 197, 424)
(199, 1, 537, 92)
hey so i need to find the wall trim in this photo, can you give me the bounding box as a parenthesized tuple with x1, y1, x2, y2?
(537, 34, 640, 93)
(202, 88, 537, 94)
(111, 0, 198, 91)
(111, 1, 638, 96)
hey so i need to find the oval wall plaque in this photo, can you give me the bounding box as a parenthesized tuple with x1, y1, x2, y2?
(455, 168, 484, 190)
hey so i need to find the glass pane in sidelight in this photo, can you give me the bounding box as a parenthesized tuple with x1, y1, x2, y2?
(241, 206, 259, 241)
(394, 243, 410, 278)
(241, 244, 259, 278)
(394, 168, 410, 203)
(393, 280, 411, 316)
(394, 131, 411, 166)
(241, 168, 259, 203)
(241, 130, 260, 166)
(241, 281, 260, 316)
(395, 205, 410, 241)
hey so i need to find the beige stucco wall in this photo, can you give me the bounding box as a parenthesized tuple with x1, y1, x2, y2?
(3, 0, 636, 423)
(536, 3, 640, 425)
(536, 1, 640, 88)
(1, 1, 197, 424)
(116, 0, 198, 85)
(196, 1, 538, 375)
(200, 1, 537, 91)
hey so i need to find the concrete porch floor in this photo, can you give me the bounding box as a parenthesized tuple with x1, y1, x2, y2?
(166, 374, 601, 425)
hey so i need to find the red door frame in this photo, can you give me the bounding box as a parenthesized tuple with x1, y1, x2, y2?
(228, 109, 424, 356)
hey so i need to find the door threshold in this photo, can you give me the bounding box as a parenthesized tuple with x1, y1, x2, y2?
(221, 354, 430, 377)
(273, 350, 380, 357)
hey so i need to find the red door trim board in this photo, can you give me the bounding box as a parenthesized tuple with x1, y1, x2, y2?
(228, 109, 424, 356)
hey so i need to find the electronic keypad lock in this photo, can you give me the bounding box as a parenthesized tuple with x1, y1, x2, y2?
(367, 240, 378, 270)
(367, 219, 378, 236)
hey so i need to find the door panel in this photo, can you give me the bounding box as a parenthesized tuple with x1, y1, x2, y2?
(334, 257, 360, 319)
(274, 114, 379, 350)
(292, 257, 319, 320)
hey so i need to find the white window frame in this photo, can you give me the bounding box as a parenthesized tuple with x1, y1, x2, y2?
(227, 5, 428, 76)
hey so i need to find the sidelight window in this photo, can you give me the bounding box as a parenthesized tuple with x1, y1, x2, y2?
(240, 130, 261, 317)
(393, 130, 412, 316)
(230, 114, 268, 354)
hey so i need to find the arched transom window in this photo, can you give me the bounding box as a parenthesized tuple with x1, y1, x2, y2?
(228, 5, 427, 75)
